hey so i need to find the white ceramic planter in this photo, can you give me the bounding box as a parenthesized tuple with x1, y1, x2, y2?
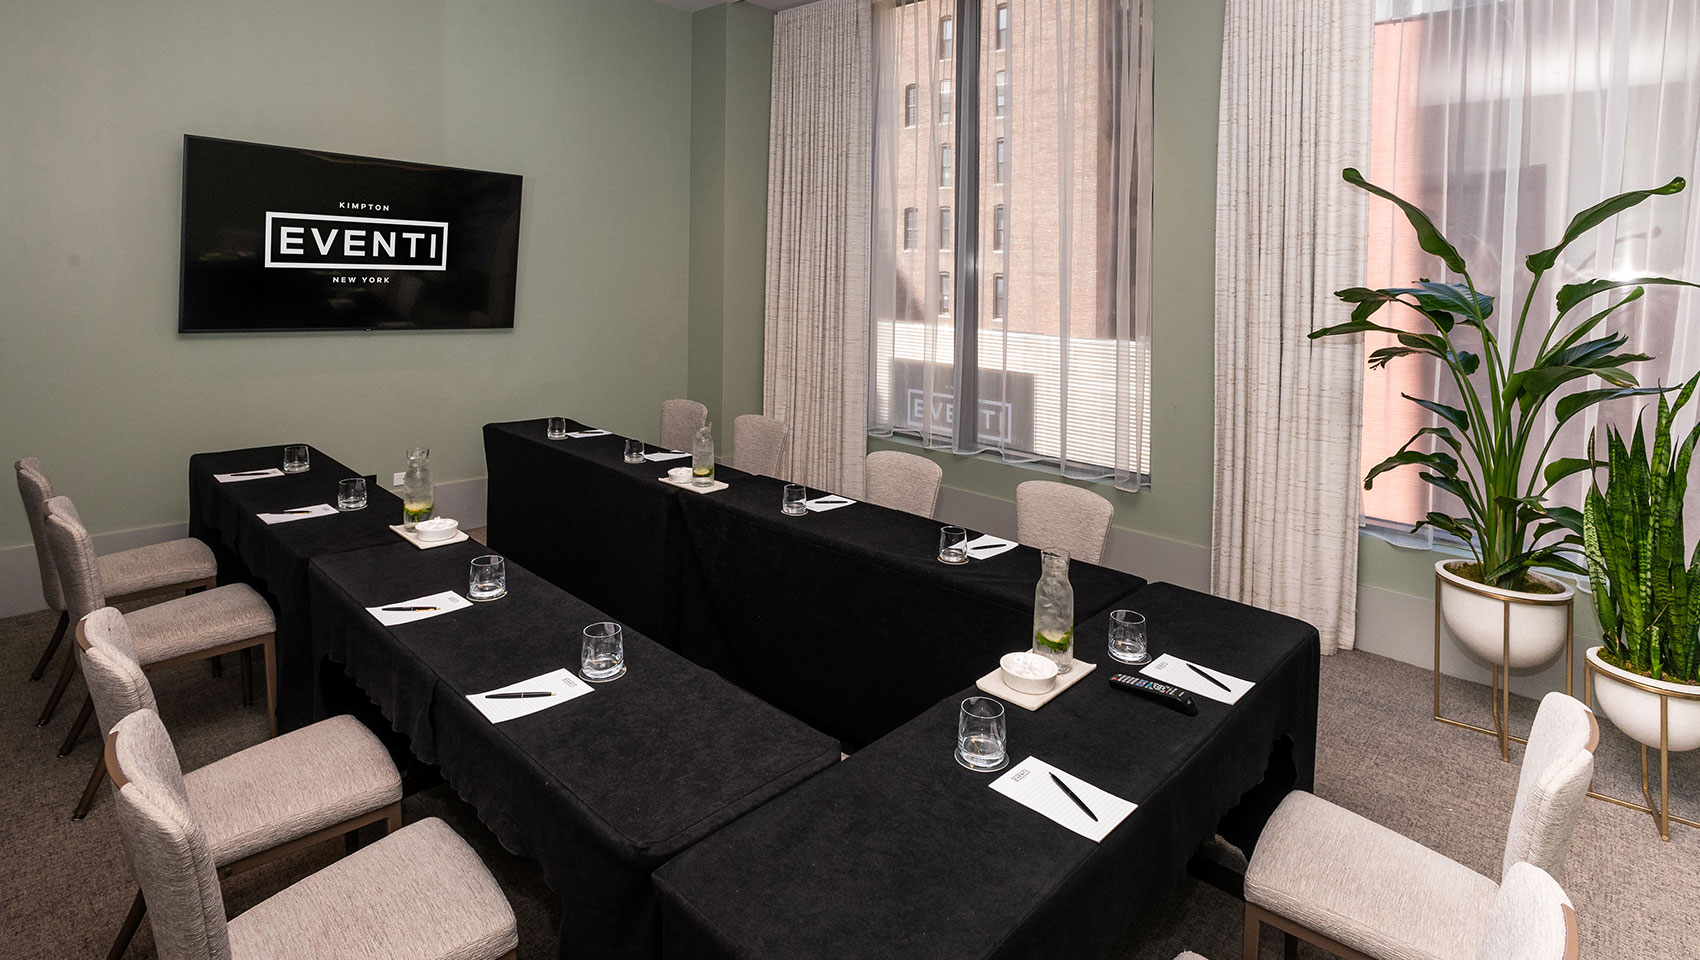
(1587, 646, 1700, 753)
(1436, 559, 1573, 669)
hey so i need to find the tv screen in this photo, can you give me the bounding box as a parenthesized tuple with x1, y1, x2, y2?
(178, 135, 522, 333)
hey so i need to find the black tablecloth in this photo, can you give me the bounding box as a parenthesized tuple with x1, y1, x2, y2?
(483, 419, 691, 645)
(307, 541, 842, 960)
(652, 582, 1320, 960)
(188, 446, 404, 729)
(673, 473, 1147, 749)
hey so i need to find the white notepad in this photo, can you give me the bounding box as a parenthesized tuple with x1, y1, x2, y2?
(566, 429, 610, 438)
(214, 469, 283, 483)
(1139, 653, 1253, 705)
(643, 450, 692, 462)
(964, 534, 1018, 560)
(467, 668, 593, 723)
(366, 590, 473, 626)
(257, 503, 338, 524)
(804, 496, 856, 513)
(989, 756, 1136, 843)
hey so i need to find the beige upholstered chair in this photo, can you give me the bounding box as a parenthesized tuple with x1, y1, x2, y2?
(732, 414, 790, 477)
(78, 607, 404, 958)
(1242, 692, 1597, 960)
(15, 459, 217, 710)
(864, 450, 943, 518)
(44, 496, 278, 772)
(661, 398, 709, 452)
(1014, 480, 1115, 564)
(105, 709, 517, 960)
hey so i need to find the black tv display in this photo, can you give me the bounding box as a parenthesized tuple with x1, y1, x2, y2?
(178, 135, 522, 333)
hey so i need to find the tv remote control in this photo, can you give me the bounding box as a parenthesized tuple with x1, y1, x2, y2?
(1108, 673, 1199, 716)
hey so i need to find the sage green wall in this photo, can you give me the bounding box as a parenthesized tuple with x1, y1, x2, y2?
(688, 3, 774, 434)
(0, 0, 693, 547)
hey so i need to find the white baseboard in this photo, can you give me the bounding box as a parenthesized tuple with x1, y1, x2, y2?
(0, 476, 490, 620)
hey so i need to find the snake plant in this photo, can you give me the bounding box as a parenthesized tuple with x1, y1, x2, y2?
(1312, 169, 1697, 591)
(1583, 372, 1700, 685)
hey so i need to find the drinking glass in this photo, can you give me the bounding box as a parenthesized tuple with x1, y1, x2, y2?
(581, 621, 626, 681)
(336, 477, 368, 511)
(282, 445, 310, 474)
(624, 438, 646, 464)
(938, 526, 969, 564)
(547, 417, 569, 440)
(955, 696, 1008, 771)
(1107, 609, 1149, 665)
(468, 555, 507, 601)
(782, 484, 808, 516)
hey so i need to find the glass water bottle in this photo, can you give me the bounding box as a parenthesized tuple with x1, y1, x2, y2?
(692, 422, 716, 487)
(402, 446, 434, 530)
(1032, 548, 1076, 672)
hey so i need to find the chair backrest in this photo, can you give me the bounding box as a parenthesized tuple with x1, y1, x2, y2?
(1474, 861, 1577, 960)
(1502, 692, 1597, 880)
(732, 414, 790, 477)
(106, 710, 232, 960)
(661, 398, 708, 452)
(78, 607, 159, 737)
(44, 495, 108, 623)
(15, 458, 64, 611)
(864, 450, 943, 518)
(1015, 480, 1114, 564)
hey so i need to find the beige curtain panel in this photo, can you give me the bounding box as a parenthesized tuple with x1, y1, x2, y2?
(1211, 0, 1371, 654)
(763, 0, 873, 498)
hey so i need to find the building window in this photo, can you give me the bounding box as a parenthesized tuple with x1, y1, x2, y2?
(993, 273, 1007, 321)
(996, 4, 1008, 51)
(904, 84, 918, 127)
(903, 207, 919, 250)
(940, 143, 952, 188)
(992, 205, 1006, 252)
(939, 79, 952, 126)
(939, 272, 952, 317)
(995, 70, 1007, 117)
(939, 206, 952, 251)
(995, 138, 1006, 183)
(939, 15, 953, 60)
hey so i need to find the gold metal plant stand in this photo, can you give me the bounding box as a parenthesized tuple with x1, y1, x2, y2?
(1583, 660, 1700, 841)
(1433, 569, 1575, 762)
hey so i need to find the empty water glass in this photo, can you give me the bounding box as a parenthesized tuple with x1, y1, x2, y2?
(782, 484, 808, 516)
(1108, 609, 1149, 665)
(956, 696, 1008, 771)
(468, 555, 507, 601)
(581, 621, 626, 681)
(624, 438, 645, 464)
(939, 526, 969, 564)
(547, 417, 569, 440)
(282, 445, 310, 474)
(336, 477, 368, 511)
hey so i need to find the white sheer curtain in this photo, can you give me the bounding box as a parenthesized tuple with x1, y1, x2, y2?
(1362, 0, 1700, 541)
(868, 0, 1153, 491)
(764, 0, 873, 497)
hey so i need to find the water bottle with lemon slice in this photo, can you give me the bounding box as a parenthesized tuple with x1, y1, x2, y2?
(1032, 548, 1076, 673)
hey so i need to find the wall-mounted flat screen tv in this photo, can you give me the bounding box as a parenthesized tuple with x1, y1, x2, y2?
(179, 135, 522, 333)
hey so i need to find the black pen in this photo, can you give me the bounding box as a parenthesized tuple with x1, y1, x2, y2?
(1188, 662, 1232, 692)
(229, 470, 273, 477)
(381, 605, 438, 612)
(1049, 772, 1097, 822)
(485, 691, 554, 699)
(277, 509, 316, 514)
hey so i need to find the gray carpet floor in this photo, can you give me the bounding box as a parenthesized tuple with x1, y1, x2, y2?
(2, 574, 1695, 958)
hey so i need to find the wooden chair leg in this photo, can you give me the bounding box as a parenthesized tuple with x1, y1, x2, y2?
(37, 647, 78, 726)
(1285, 931, 1299, 960)
(59, 695, 94, 757)
(29, 610, 71, 681)
(106, 890, 146, 960)
(262, 637, 278, 738)
(1243, 904, 1261, 960)
(385, 802, 402, 835)
(240, 647, 253, 707)
(72, 750, 106, 820)
(210, 654, 222, 678)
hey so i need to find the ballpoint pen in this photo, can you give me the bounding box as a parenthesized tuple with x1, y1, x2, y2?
(229, 470, 274, 476)
(485, 691, 554, 699)
(277, 509, 316, 514)
(1187, 662, 1231, 692)
(1049, 772, 1097, 822)
(381, 606, 438, 612)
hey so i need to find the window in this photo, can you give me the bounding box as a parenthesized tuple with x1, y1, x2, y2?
(994, 70, 1006, 117)
(996, 4, 1008, 51)
(939, 16, 953, 60)
(939, 272, 952, 317)
(995, 138, 1006, 183)
(939, 79, 952, 126)
(904, 84, 918, 127)
(939, 206, 952, 250)
(903, 207, 919, 250)
(940, 143, 952, 188)
(992, 204, 1005, 252)
(992, 273, 1007, 321)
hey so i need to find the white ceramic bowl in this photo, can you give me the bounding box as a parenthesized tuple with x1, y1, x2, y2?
(667, 466, 693, 483)
(414, 517, 460, 542)
(1000, 651, 1058, 695)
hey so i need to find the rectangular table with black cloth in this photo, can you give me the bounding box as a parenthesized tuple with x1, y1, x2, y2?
(670, 471, 1147, 749)
(652, 582, 1320, 960)
(188, 445, 405, 729)
(306, 540, 842, 960)
(483, 419, 691, 645)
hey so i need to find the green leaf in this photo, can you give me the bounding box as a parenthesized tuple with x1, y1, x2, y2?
(1543, 458, 1603, 488)
(1556, 277, 1700, 315)
(1310, 317, 1407, 340)
(1343, 168, 1468, 275)
(1554, 386, 1670, 427)
(1527, 177, 1687, 274)
(1456, 350, 1480, 375)
(1364, 449, 1458, 489)
(1403, 394, 1470, 433)
(1547, 288, 1645, 359)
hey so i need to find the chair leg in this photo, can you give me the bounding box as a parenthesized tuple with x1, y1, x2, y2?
(1285, 932, 1299, 960)
(59, 696, 94, 757)
(240, 647, 253, 707)
(29, 611, 71, 682)
(210, 654, 222, 678)
(262, 637, 278, 738)
(385, 802, 402, 835)
(36, 647, 78, 726)
(1243, 904, 1261, 960)
(106, 890, 146, 960)
(72, 750, 106, 820)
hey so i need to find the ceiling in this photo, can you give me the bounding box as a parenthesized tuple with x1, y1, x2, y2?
(653, 0, 814, 12)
